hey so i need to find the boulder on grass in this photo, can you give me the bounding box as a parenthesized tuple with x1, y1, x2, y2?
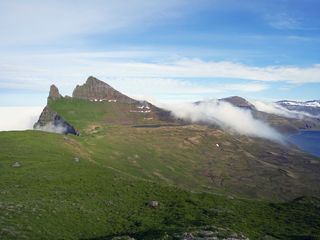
(148, 201, 159, 208)
(12, 162, 21, 168)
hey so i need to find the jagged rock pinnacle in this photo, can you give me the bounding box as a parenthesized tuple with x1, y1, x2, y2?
(48, 84, 62, 101)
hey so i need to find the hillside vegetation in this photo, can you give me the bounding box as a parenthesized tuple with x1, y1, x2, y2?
(47, 98, 320, 201)
(1, 130, 320, 239)
(1, 79, 320, 239)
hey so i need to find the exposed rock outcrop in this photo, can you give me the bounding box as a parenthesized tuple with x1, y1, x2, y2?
(48, 84, 62, 101)
(34, 85, 79, 135)
(33, 106, 79, 135)
(72, 76, 136, 103)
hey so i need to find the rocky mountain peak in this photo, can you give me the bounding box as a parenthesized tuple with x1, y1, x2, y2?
(85, 76, 110, 86)
(48, 84, 62, 101)
(72, 76, 135, 103)
(220, 96, 256, 110)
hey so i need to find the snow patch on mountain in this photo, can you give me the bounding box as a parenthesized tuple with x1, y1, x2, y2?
(278, 100, 320, 108)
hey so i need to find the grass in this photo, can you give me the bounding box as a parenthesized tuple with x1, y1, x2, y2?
(48, 99, 165, 131)
(0, 98, 320, 239)
(1, 131, 320, 239)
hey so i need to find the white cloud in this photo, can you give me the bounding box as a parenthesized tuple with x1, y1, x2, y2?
(0, 107, 43, 131)
(1, 51, 320, 107)
(0, 51, 319, 97)
(252, 101, 318, 119)
(0, 51, 274, 104)
(0, 0, 191, 45)
(106, 77, 268, 97)
(266, 12, 300, 30)
(165, 100, 283, 142)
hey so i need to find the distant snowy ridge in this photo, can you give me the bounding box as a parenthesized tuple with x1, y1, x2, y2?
(277, 100, 320, 108)
(277, 100, 320, 117)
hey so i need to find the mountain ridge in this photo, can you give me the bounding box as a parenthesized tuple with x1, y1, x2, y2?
(195, 96, 320, 134)
(277, 99, 320, 116)
(72, 76, 136, 104)
(35, 77, 320, 136)
(35, 76, 182, 135)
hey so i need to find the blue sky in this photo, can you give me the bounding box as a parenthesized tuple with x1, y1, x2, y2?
(0, 0, 320, 106)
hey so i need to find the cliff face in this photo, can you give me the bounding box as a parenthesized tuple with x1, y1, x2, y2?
(33, 106, 79, 135)
(72, 76, 136, 103)
(34, 85, 79, 135)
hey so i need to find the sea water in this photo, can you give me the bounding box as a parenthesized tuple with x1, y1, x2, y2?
(288, 131, 320, 157)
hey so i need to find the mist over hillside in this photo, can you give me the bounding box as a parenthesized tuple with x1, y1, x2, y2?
(163, 100, 283, 142)
(2, 79, 320, 145)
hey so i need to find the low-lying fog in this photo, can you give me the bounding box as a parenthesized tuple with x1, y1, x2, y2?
(252, 101, 318, 119)
(0, 107, 43, 131)
(163, 100, 284, 142)
(0, 100, 314, 143)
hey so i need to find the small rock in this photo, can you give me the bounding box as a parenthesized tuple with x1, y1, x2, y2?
(148, 200, 159, 208)
(12, 162, 21, 168)
(74, 157, 80, 163)
(112, 236, 135, 240)
(198, 230, 215, 237)
(181, 233, 194, 240)
(230, 233, 238, 238)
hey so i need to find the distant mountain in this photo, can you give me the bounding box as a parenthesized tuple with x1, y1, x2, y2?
(277, 100, 320, 116)
(198, 96, 320, 133)
(219, 96, 256, 110)
(36, 79, 320, 136)
(34, 76, 177, 135)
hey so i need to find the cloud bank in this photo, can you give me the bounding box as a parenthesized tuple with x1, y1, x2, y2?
(165, 100, 283, 142)
(0, 107, 43, 131)
(252, 101, 318, 119)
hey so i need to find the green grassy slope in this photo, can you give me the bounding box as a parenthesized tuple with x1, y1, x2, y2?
(1, 131, 320, 239)
(48, 98, 170, 131)
(47, 98, 320, 201)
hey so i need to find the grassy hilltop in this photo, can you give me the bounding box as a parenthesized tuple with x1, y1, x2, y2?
(1, 84, 320, 239)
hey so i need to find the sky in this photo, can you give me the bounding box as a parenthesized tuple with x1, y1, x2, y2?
(0, 0, 320, 107)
